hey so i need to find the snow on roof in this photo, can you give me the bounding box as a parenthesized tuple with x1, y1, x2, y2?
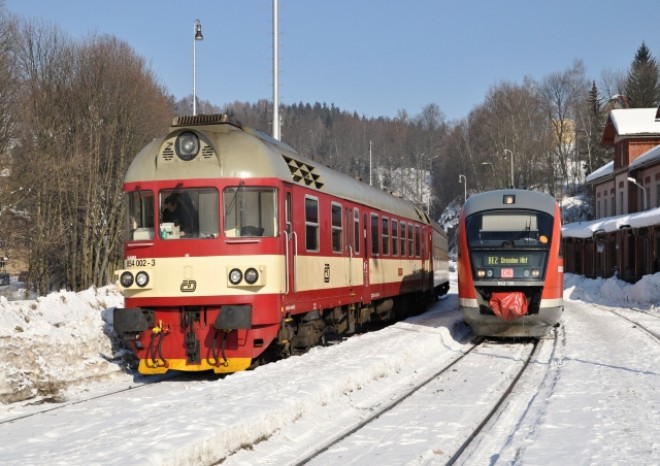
(630, 143, 660, 170)
(562, 207, 660, 238)
(585, 160, 613, 183)
(608, 108, 660, 136)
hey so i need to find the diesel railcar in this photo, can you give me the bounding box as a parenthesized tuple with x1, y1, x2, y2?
(457, 189, 563, 337)
(113, 114, 449, 374)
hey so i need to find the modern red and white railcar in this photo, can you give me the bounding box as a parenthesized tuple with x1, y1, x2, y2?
(113, 114, 449, 374)
(457, 189, 563, 337)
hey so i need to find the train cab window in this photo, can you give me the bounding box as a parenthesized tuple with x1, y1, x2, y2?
(382, 217, 390, 255)
(392, 219, 399, 256)
(223, 186, 277, 238)
(159, 188, 219, 239)
(331, 202, 343, 253)
(126, 190, 155, 240)
(371, 213, 379, 255)
(353, 208, 360, 255)
(305, 196, 320, 251)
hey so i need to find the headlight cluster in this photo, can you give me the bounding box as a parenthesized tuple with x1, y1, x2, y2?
(228, 267, 261, 286)
(120, 271, 150, 288)
(523, 269, 542, 278)
(476, 269, 495, 278)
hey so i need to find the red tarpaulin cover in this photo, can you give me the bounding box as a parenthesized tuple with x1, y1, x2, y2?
(489, 292, 529, 320)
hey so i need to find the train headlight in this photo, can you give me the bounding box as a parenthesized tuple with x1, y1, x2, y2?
(175, 131, 200, 161)
(532, 269, 541, 278)
(244, 267, 259, 284)
(135, 271, 150, 287)
(120, 271, 134, 288)
(476, 269, 486, 278)
(229, 268, 243, 285)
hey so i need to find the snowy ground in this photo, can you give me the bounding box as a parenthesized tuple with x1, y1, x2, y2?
(0, 270, 658, 465)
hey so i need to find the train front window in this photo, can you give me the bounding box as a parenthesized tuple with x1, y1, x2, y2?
(223, 186, 278, 237)
(126, 190, 155, 241)
(159, 188, 219, 239)
(466, 210, 553, 249)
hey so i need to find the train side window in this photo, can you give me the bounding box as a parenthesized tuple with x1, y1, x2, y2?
(408, 224, 414, 257)
(371, 213, 380, 255)
(353, 208, 360, 255)
(382, 217, 390, 256)
(400, 222, 406, 256)
(415, 225, 421, 257)
(331, 202, 343, 253)
(391, 219, 399, 256)
(305, 196, 320, 252)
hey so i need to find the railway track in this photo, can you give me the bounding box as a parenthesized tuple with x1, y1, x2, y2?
(301, 339, 541, 465)
(223, 335, 544, 466)
(603, 306, 660, 341)
(0, 372, 181, 426)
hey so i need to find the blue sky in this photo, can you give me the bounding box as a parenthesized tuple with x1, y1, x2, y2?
(6, 0, 660, 121)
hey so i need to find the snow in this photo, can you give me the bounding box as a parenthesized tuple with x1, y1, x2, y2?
(608, 108, 660, 136)
(562, 206, 660, 238)
(0, 271, 658, 465)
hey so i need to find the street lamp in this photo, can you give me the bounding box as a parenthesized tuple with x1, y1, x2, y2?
(627, 177, 647, 211)
(503, 148, 514, 188)
(193, 19, 203, 116)
(458, 174, 467, 202)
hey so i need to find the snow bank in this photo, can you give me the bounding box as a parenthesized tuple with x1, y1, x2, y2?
(0, 287, 126, 403)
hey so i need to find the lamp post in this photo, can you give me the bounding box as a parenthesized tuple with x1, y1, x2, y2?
(193, 19, 203, 116)
(503, 148, 514, 188)
(458, 174, 467, 202)
(627, 177, 647, 211)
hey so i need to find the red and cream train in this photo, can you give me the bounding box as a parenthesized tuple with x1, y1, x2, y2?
(457, 189, 564, 337)
(113, 114, 449, 374)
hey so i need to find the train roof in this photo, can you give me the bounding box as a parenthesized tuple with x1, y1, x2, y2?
(462, 189, 558, 217)
(125, 114, 429, 224)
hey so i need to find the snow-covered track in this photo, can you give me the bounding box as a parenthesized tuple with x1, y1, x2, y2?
(0, 372, 180, 426)
(289, 339, 540, 466)
(605, 306, 660, 341)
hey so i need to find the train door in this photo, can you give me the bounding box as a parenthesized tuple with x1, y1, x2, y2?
(283, 186, 295, 304)
(362, 212, 371, 303)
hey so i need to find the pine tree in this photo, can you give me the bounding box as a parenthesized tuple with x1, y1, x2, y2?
(624, 42, 660, 107)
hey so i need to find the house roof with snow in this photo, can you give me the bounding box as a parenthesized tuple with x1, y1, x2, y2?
(562, 207, 660, 238)
(585, 161, 613, 183)
(601, 108, 660, 145)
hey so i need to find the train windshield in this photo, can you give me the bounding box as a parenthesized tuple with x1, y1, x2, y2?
(466, 210, 553, 249)
(158, 188, 219, 239)
(223, 186, 278, 237)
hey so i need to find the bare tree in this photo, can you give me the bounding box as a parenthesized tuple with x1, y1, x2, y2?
(540, 60, 588, 196)
(12, 21, 172, 293)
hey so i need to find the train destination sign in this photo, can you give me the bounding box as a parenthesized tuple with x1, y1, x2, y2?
(485, 254, 530, 266)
